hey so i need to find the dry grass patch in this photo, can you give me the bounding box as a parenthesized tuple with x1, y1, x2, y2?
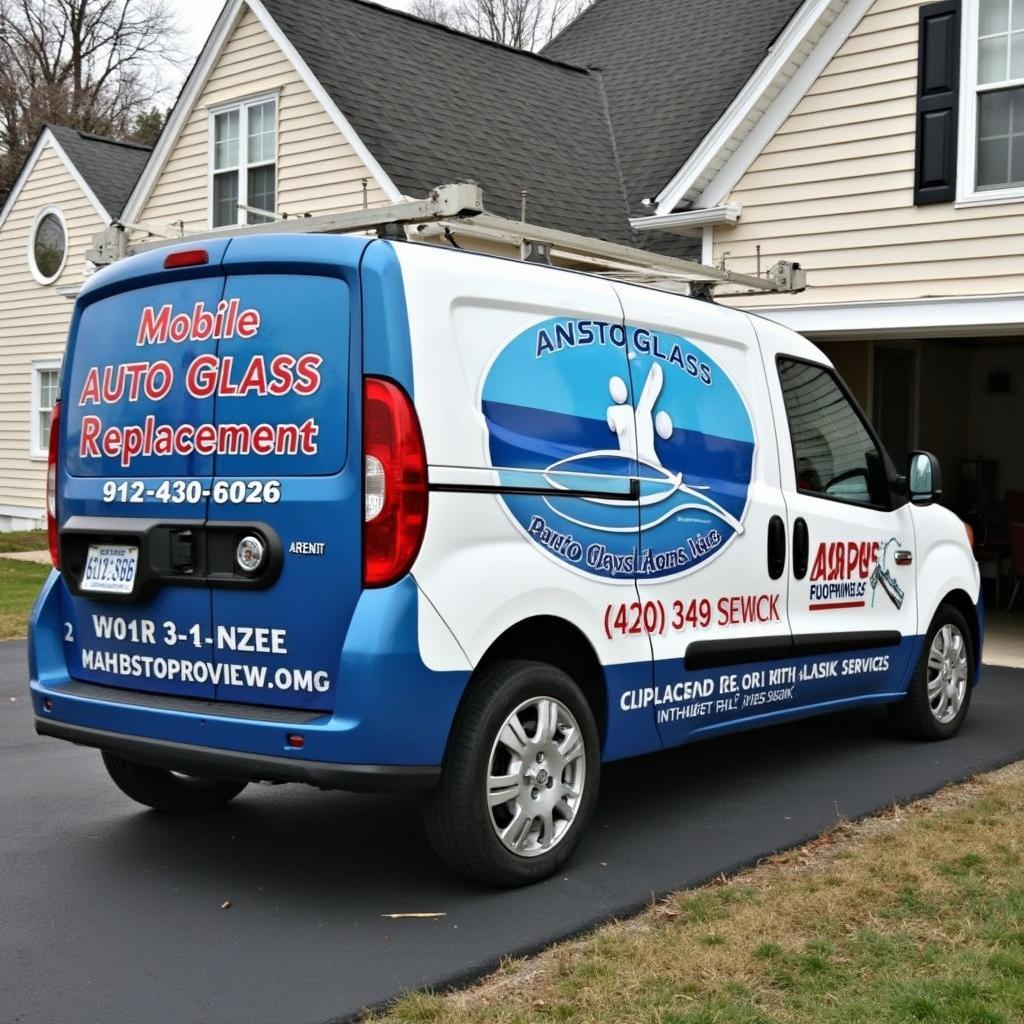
(373, 763, 1024, 1024)
(0, 558, 50, 640)
(0, 529, 47, 554)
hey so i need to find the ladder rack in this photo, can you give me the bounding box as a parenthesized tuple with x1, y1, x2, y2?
(86, 183, 806, 297)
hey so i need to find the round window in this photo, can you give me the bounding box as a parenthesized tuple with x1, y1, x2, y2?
(30, 210, 67, 284)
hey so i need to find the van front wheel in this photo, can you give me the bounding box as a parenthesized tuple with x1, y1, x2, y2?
(422, 660, 600, 886)
(889, 604, 973, 740)
(101, 751, 248, 813)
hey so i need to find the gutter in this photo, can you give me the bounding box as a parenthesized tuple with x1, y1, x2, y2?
(630, 204, 742, 235)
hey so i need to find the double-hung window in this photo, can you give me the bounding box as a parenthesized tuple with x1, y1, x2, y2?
(31, 360, 61, 459)
(961, 0, 1024, 200)
(211, 94, 278, 228)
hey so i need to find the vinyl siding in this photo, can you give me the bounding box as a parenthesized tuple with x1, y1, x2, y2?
(714, 0, 1024, 308)
(137, 5, 390, 233)
(0, 144, 106, 516)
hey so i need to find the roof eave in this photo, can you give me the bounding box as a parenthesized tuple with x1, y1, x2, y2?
(653, 0, 871, 217)
(630, 204, 742, 235)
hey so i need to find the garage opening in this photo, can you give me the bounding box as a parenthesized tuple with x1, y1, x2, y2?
(823, 336, 1024, 670)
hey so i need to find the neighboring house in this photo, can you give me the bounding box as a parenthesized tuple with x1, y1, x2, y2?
(628, 0, 1024, 528)
(0, 127, 150, 529)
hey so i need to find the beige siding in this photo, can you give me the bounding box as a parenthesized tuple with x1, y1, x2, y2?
(0, 144, 106, 517)
(714, 0, 1024, 307)
(138, 6, 390, 233)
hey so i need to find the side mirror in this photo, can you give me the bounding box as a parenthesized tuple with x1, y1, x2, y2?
(908, 451, 942, 506)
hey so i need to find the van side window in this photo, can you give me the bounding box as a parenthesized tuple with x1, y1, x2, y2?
(777, 358, 890, 509)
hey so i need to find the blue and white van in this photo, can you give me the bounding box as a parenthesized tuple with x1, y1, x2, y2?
(29, 235, 982, 885)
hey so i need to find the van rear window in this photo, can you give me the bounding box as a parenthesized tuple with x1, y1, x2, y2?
(64, 273, 351, 478)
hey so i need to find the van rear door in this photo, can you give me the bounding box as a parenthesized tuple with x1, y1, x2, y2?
(203, 235, 368, 712)
(58, 243, 230, 699)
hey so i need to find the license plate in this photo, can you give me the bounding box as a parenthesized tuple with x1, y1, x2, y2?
(81, 544, 139, 595)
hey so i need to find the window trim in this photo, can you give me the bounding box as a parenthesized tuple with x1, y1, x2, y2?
(207, 90, 280, 229)
(957, 0, 1024, 205)
(27, 206, 68, 285)
(30, 359, 62, 460)
(775, 355, 904, 514)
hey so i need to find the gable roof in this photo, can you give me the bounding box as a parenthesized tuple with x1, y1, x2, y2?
(542, 0, 805, 213)
(44, 126, 151, 218)
(0, 125, 151, 235)
(120, 0, 865, 260)
(256, 0, 634, 243)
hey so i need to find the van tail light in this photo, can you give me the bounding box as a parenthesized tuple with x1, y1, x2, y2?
(47, 400, 61, 569)
(363, 377, 428, 587)
(964, 521, 975, 551)
(164, 249, 209, 270)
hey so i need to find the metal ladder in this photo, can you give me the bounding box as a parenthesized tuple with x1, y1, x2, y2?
(86, 183, 806, 298)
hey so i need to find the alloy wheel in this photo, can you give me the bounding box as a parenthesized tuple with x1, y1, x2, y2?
(486, 696, 587, 857)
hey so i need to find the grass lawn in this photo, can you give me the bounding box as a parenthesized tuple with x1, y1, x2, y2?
(0, 558, 51, 640)
(376, 763, 1024, 1024)
(0, 529, 48, 554)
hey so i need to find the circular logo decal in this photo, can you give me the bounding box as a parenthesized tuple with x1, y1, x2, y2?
(481, 318, 755, 582)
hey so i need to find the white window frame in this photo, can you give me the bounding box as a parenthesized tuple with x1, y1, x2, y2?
(27, 206, 68, 285)
(30, 359, 62, 460)
(958, 0, 1024, 206)
(207, 90, 280, 229)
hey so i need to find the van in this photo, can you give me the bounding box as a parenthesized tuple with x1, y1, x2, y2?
(29, 236, 982, 886)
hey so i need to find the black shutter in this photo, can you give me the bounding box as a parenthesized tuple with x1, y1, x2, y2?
(914, 0, 961, 205)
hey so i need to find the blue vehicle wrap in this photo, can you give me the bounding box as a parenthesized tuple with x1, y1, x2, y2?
(29, 236, 983, 794)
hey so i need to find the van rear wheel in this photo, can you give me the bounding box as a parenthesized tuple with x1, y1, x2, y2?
(422, 660, 600, 886)
(101, 751, 248, 813)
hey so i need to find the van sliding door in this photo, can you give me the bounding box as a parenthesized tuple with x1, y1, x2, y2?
(611, 286, 793, 749)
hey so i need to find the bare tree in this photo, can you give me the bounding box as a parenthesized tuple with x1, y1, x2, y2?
(408, 0, 458, 28)
(409, 0, 591, 50)
(0, 0, 180, 199)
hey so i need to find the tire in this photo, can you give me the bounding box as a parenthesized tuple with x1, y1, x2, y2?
(101, 751, 248, 814)
(889, 603, 974, 741)
(422, 660, 601, 887)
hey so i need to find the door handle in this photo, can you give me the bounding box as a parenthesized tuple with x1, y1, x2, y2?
(793, 517, 809, 580)
(768, 515, 786, 580)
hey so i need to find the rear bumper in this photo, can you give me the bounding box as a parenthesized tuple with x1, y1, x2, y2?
(34, 716, 439, 792)
(29, 571, 468, 791)
(29, 674, 441, 793)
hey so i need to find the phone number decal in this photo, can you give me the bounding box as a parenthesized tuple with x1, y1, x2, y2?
(101, 479, 281, 505)
(604, 593, 781, 640)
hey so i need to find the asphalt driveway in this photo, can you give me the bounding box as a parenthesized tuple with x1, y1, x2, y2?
(2, 639, 1023, 1024)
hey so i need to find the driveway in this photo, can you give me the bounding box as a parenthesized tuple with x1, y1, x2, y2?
(2, 640, 1023, 1024)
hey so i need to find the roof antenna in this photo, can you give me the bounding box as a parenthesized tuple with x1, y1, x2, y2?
(521, 189, 528, 222)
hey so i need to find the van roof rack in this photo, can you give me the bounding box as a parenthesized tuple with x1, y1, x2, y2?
(86, 182, 805, 298)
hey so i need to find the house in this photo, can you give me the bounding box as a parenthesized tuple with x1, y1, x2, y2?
(0, 0, 806, 529)
(2, 0, 1019, 554)
(0, 127, 150, 529)
(615, 0, 1024, 543)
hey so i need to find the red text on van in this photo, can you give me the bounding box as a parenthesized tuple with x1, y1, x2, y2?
(136, 300, 260, 345)
(810, 540, 880, 582)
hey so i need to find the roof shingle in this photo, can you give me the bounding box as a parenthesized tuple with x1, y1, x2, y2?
(543, 0, 804, 210)
(46, 125, 152, 218)
(258, 0, 635, 243)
